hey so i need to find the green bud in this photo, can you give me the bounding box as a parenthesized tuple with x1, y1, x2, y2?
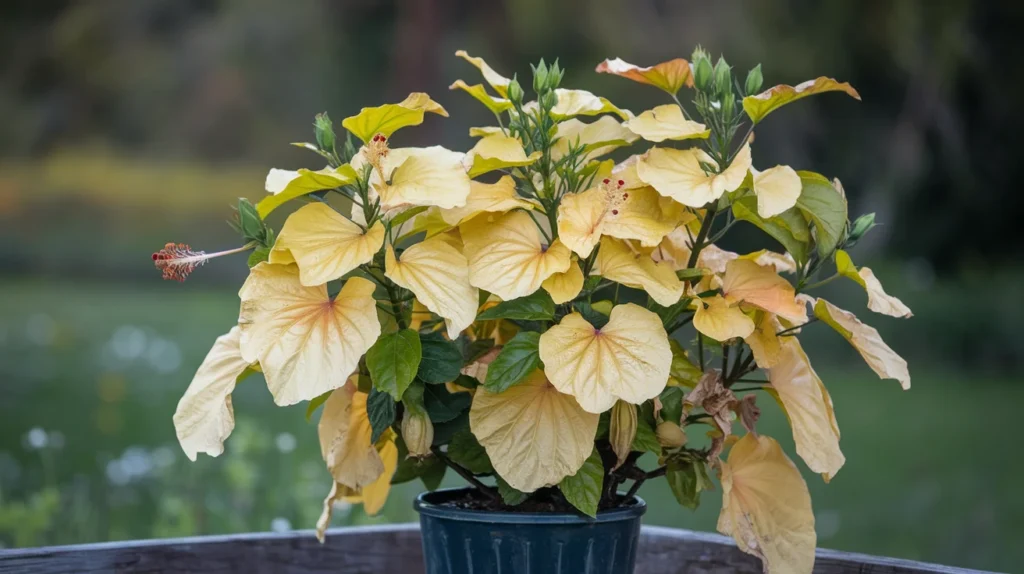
(744, 64, 763, 95)
(540, 90, 558, 111)
(713, 57, 732, 96)
(546, 60, 564, 91)
(693, 56, 714, 92)
(507, 75, 524, 104)
(846, 213, 877, 247)
(722, 96, 735, 120)
(340, 132, 358, 164)
(691, 45, 710, 65)
(532, 59, 549, 94)
(313, 112, 335, 153)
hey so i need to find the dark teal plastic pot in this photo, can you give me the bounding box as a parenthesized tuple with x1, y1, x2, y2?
(414, 488, 646, 574)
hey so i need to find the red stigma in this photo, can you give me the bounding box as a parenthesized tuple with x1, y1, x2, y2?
(623, 193, 629, 199)
(602, 178, 610, 185)
(612, 209, 619, 215)
(617, 179, 624, 187)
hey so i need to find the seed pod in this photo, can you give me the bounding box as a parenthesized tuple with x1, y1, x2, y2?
(656, 421, 688, 448)
(402, 411, 434, 458)
(610, 400, 638, 470)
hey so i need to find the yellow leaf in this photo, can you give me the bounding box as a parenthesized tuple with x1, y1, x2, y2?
(449, 79, 513, 114)
(409, 208, 454, 239)
(739, 249, 798, 274)
(461, 211, 571, 300)
(385, 236, 478, 339)
(342, 93, 448, 143)
(722, 259, 807, 323)
(637, 143, 751, 207)
(173, 326, 251, 461)
(769, 338, 844, 481)
(595, 57, 693, 94)
(835, 251, 913, 318)
(463, 134, 542, 178)
(754, 165, 802, 218)
(318, 385, 385, 490)
(440, 176, 538, 226)
(375, 146, 472, 211)
(238, 264, 381, 405)
(539, 303, 671, 413)
(528, 89, 630, 121)
(745, 312, 783, 369)
(813, 298, 911, 389)
(269, 203, 385, 286)
(470, 370, 599, 492)
(744, 77, 861, 124)
(455, 50, 512, 97)
(718, 433, 816, 574)
(352, 437, 398, 515)
(468, 126, 504, 138)
(316, 480, 356, 543)
(596, 237, 684, 306)
(624, 104, 709, 143)
(542, 259, 585, 304)
(694, 295, 755, 342)
(551, 116, 638, 161)
(258, 165, 358, 218)
(555, 187, 607, 258)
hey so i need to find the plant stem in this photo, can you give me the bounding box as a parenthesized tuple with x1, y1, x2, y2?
(801, 273, 840, 292)
(624, 466, 667, 499)
(431, 447, 501, 504)
(685, 202, 719, 280)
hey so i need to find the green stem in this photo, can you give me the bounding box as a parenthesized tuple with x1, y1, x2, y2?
(801, 273, 840, 292)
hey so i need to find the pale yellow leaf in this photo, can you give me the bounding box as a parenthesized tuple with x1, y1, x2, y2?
(595, 57, 693, 94)
(694, 295, 755, 342)
(342, 93, 448, 143)
(463, 134, 541, 178)
(470, 370, 599, 492)
(318, 385, 384, 490)
(813, 298, 911, 389)
(551, 116, 638, 162)
(835, 251, 912, 318)
(754, 165, 802, 218)
(539, 304, 671, 413)
(637, 143, 751, 207)
(173, 326, 250, 461)
(744, 77, 860, 124)
(269, 203, 385, 286)
(449, 79, 513, 114)
(455, 50, 512, 96)
(542, 259, 585, 304)
(385, 235, 478, 339)
(596, 237, 684, 306)
(718, 433, 816, 574)
(461, 211, 571, 300)
(624, 104, 709, 142)
(722, 259, 807, 324)
(238, 264, 381, 405)
(375, 146, 472, 211)
(769, 338, 844, 481)
(440, 176, 538, 226)
(745, 312, 783, 369)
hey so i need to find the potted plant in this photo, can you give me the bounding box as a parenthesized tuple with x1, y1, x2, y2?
(157, 46, 912, 574)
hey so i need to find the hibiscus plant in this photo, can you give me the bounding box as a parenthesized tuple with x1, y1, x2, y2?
(158, 47, 912, 573)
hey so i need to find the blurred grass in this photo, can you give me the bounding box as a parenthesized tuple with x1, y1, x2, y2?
(0, 279, 1018, 570)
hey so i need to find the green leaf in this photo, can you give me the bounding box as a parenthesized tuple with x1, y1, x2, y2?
(389, 206, 430, 230)
(558, 448, 604, 518)
(247, 247, 270, 268)
(659, 386, 685, 425)
(666, 458, 714, 510)
(496, 476, 529, 506)
(367, 387, 397, 443)
(484, 331, 542, 393)
(674, 269, 706, 281)
(366, 329, 422, 400)
(732, 197, 810, 264)
(632, 416, 661, 454)
(305, 390, 332, 422)
(417, 334, 464, 385)
(255, 165, 358, 218)
(392, 438, 446, 489)
(651, 298, 693, 329)
(476, 290, 555, 321)
(447, 430, 494, 474)
(463, 338, 495, 363)
(431, 410, 469, 445)
(423, 383, 472, 423)
(420, 458, 447, 490)
(574, 301, 609, 329)
(668, 339, 703, 389)
(795, 172, 848, 259)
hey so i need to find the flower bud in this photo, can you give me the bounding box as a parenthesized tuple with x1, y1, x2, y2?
(714, 57, 732, 96)
(540, 90, 558, 111)
(693, 56, 714, 92)
(532, 59, 549, 94)
(656, 421, 688, 448)
(845, 212, 877, 248)
(744, 64, 763, 96)
(507, 76, 525, 104)
(610, 400, 637, 469)
(313, 112, 336, 153)
(402, 411, 434, 458)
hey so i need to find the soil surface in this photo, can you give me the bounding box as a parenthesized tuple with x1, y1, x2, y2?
(433, 486, 640, 514)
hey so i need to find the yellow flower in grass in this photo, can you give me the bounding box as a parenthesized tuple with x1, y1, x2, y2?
(718, 433, 816, 574)
(470, 370, 598, 492)
(539, 303, 671, 413)
(637, 142, 751, 207)
(769, 338, 844, 481)
(460, 211, 571, 301)
(385, 234, 478, 339)
(269, 203, 385, 286)
(238, 264, 380, 406)
(173, 326, 255, 461)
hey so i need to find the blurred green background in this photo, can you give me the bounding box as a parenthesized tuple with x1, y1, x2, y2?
(0, 1, 1020, 570)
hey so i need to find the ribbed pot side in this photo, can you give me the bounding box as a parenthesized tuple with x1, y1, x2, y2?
(414, 488, 647, 574)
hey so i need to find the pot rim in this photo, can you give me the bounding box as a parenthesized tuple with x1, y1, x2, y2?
(414, 487, 646, 525)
